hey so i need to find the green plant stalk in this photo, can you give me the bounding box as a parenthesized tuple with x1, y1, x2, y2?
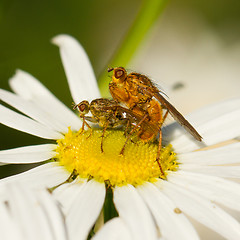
(103, 187, 118, 223)
(98, 0, 168, 97)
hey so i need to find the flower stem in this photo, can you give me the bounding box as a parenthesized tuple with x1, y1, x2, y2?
(103, 187, 118, 222)
(98, 0, 168, 97)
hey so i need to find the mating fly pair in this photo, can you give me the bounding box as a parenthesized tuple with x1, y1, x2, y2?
(75, 67, 202, 175)
(73, 98, 144, 153)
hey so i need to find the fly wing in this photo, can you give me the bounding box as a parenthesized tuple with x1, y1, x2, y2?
(153, 91, 202, 141)
(136, 83, 202, 141)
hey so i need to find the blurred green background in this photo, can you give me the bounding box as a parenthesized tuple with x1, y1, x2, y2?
(0, 0, 240, 174)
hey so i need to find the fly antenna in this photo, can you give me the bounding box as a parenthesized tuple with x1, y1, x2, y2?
(108, 67, 114, 72)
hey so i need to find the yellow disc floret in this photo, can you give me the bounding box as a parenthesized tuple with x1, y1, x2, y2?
(56, 128, 178, 186)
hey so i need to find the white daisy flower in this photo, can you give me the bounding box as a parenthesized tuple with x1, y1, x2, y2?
(0, 182, 67, 240)
(0, 34, 240, 240)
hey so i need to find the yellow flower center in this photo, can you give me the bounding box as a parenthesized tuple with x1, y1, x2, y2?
(56, 128, 178, 186)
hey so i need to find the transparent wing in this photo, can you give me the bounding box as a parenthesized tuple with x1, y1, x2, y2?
(152, 91, 202, 141)
(135, 81, 202, 141)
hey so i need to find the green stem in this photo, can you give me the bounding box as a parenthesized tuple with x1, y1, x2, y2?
(103, 187, 118, 222)
(98, 0, 168, 97)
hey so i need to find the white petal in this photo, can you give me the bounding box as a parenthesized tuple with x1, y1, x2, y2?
(167, 98, 240, 153)
(199, 109, 240, 144)
(167, 171, 240, 211)
(114, 185, 158, 240)
(53, 179, 87, 213)
(0, 88, 68, 133)
(52, 34, 101, 104)
(0, 200, 21, 240)
(178, 141, 240, 165)
(174, 109, 240, 153)
(180, 165, 240, 178)
(0, 104, 63, 139)
(187, 98, 240, 127)
(137, 183, 199, 240)
(37, 190, 68, 240)
(7, 183, 54, 240)
(9, 70, 82, 131)
(165, 98, 240, 140)
(66, 180, 105, 240)
(92, 218, 132, 240)
(6, 183, 68, 240)
(0, 144, 57, 165)
(0, 162, 70, 197)
(156, 180, 240, 240)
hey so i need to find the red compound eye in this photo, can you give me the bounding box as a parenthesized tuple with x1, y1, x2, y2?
(115, 69, 124, 79)
(79, 104, 86, 112)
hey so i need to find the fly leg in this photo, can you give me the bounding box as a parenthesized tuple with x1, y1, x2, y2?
(84, 118, 93, 138)
(120, 114, 148, 155)
(80, 116, 87, 132)
(76, 115, 92, 137)
(101, 122, 109, 153)
(76, 115, 89, 136)
(124, 119, 131, 136)
(156, 128, 164, 176)
(124, 119, 135, 143)
(81, 116, 94, 130)
(156, 110, 169, 176)
(83, 116, 99, 138)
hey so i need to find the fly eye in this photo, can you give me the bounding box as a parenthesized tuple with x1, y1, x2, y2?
(74, 101, 89, 115)
(79, 104, 86, 112)
(115, 69, 124, 79)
